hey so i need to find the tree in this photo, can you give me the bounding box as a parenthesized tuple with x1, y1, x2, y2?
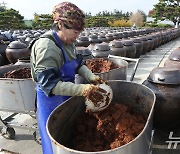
(137, 10, 147, 22)
(108, 19, 132, 27)
(32, 13, 53, 29)
(148, 9, 155, 17)
(129, 11, 144, 27)
(0, 8, 25, 29)
(152, 0, 180, 25)
(85, 16, 110, 27)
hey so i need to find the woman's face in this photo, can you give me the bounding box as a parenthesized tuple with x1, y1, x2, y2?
(58, 24, 82, 44)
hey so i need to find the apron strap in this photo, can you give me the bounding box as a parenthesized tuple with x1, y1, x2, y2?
(53, 30, 69, 62)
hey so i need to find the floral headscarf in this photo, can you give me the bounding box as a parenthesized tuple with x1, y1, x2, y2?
(53, 2, 85, 31)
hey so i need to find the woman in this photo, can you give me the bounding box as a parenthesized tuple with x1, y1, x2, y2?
(30, 2, 105, 154)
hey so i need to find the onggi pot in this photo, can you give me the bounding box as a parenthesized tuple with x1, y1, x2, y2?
(130, 38, 143, 58)
(5, 41, 30, 64)
(0, 54, 4, 66)
(164, 47, 180, 69)
(91, 42, 112, 58)
(122, 40, 136, 58)
(109, 40, 126, 57)
(143, 67, 180, 130)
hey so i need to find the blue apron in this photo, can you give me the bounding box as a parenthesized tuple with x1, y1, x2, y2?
(36, 30, 81, 154)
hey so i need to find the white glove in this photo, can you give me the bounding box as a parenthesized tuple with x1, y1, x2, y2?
(90, 75, 106, 85)
(82, 84, 113, 112)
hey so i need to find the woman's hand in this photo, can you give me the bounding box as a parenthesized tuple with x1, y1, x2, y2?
(91, 75, 106, 85)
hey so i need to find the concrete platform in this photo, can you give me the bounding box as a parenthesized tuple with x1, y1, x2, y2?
(0, 37, 180, 154)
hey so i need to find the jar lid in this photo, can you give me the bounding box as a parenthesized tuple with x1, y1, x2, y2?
(131, 38, 142, 43)
(122, 40, 134, 46)
(77, 36, 89, 41)
(140, 37, 148, 41)
(169, 48, 180, 61)
(98, 34, 106, 38)
(93, 42, 110, 51)
(76, 47, 91, 56)
(109, 40, 123, 48)
(89, 34, 98, 39)
(7, 41, 27, 49)
(147, 67, 180, 84)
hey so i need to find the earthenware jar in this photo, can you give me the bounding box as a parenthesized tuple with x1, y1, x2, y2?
(130, 38, 143, 58)
(76, 36, 90, 47)
(122, 40, 136, 58)
(0, 42, 9, 65)
(139, 36, 149, 54)
(88, 34, 99, 44)
(5, 41, 30, 64)
(109, 40, 126, 57)
(76, 46, 93, 60)
(91, 42, 112, 58)
(143, 67, 180, 130)
(146, 35, 154, 52)
(164, 47, 180, 69)
(105, 33, 114, 42)
(98, 34, 108, 43)
(0, 54, 4, 66)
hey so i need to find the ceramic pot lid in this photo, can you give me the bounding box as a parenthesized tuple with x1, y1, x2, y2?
(169, 48, 180, 61)
(98, 34, 106, 38)
(7, 41, 27, 49)
(122, 40, 134, 46)
(140, 37, 148, 41)
(147, 67, 180, 84)
(78, 36, 89, 41)
(131, 38, 142, 43)
(76, 47, 91, 55)
(109, 40, 123, 48)
(89, 34, 98, 39)
(93, 42, 110, 51)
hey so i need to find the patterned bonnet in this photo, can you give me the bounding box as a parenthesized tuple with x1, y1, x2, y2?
(53, 2, 85, 31)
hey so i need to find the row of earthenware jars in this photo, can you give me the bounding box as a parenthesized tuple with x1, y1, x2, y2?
(0, 27, 180, 66)
(75, 28, 180, 59)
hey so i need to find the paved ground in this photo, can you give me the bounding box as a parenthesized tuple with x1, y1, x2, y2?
(0, 37, 180, 154)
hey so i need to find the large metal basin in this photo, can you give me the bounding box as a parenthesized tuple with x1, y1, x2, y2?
(47, 80, 156, 154)
(0, 64, 36, 112)
(75, 57, 128, 84)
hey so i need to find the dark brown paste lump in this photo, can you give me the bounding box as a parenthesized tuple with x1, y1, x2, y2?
(70, 103, 146, 152)
(3, 67, 31, 79)
(85, 58, 122, 73)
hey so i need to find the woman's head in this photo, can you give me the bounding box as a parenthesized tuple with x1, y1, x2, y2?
(52, 2, 85, 32)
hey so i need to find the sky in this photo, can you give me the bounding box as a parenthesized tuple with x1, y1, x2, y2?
(2, 0, 159, 20)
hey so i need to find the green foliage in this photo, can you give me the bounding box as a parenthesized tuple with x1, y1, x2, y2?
(145, 21, 173, 28)
(0, 6, 5, 12)
(85, 16, 113, 27)
(32, 14, 53, 29)
(0, 8, 26, 29)
(95, 9, 132, 20)
(108, 19, 132, 27)
(152, 0, 180, 25)
(85, 9, 132, 28)
(137, 10, 147, 22)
